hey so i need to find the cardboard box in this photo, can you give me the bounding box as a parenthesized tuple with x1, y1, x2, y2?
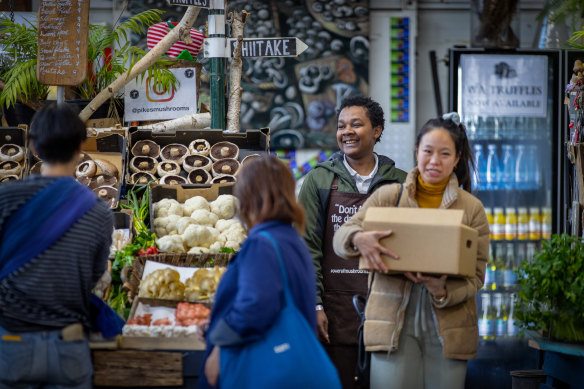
(360, 207, 478, 277)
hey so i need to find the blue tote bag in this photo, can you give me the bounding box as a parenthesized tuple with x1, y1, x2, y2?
(219, 231, 341, 389)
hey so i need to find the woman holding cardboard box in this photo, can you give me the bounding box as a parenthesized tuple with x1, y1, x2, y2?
(333, 112, 489, 389)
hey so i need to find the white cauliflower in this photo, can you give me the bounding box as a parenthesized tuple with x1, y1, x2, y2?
(187, 246, 210, 254)
(176, 217, 196, 235)
(190, 209, 219, 227)
(182, 224, 212, 248)
(153, 198, 183, 218)
(215, 218, 242, 233)
(183, 196, 210, 216)
(208, 241, 223, 254)
(224, 240, 241, 251)
(210, 195, 238, 219)
(153, 214, 181, 237)
(156, 235, 185, 253)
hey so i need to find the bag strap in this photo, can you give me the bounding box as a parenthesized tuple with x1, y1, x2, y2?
(258, 231, 294, 307)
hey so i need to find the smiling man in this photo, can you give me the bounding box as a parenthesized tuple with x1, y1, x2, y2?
(298, 96, 407, 388)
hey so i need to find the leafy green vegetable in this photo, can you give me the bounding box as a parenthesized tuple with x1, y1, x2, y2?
(515, 234, 584, 342)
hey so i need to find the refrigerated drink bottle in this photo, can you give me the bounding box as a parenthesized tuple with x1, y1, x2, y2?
(527, 144, 541, 190)
(541, 207, 552, 239)
(484, 245, 496, 291)
(492, 207, 505, 240)
(473, 144, 487, 191)
(494, 292, 508, 338)
(517, 207, 529, 240)
(507, 293, 520, 337)
(500, 144, 515, 189)
(479, 293, 496, 340)
(515, 145, 529, 190)
(529, 207, 541, 240)
(485, 207, 494, 240)
(503, 242, 518, 290)
(486, 144, 501, 190)
(494, 242, 505, 290)
(505, 207, 517, 240)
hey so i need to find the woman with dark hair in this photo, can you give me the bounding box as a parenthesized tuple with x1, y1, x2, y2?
(333, 113, 490, 389)
(0, 102, 113, 388)
(199, 155, 329, 388)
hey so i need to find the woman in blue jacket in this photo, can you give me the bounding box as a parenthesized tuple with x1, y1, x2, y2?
(199, 155, 319, 388)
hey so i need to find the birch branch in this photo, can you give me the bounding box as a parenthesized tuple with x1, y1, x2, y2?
(79, 7, 201, 123)
(136, 112, 211, 132)
(225, 10, 249, 133)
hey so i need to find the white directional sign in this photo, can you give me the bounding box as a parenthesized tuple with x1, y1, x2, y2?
(167, 0, 210, 7)
(228, 37, 307, 58)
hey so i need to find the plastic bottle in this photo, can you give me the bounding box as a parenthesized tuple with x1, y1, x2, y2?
(500, 144, 515, 190)
(517, 207, 529, 240)
(528, 207, 541, 240)
(503, 242, 517, 290)
(507, 293, 520, 337)
(527, 144, 541, 190)
(484, 245, 496, 291)
(492, 207, 505, 241)
(494, 242, 505, 290)
(526, 242, 538, 263)
(541, 207, 552, 239)
(514, 145, 529, 190)
(473, 144, 487, 191)
(504, 207, 517, 240)
(479, 293, 496, 340)
(485, 207, 494, 240)
(494, 292, 508, 338)
(486, 144, 501, 190)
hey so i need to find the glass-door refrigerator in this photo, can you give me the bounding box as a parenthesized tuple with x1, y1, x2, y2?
(448, 48, 564, 389)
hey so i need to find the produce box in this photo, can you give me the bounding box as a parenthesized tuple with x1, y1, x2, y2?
(0, 126, 27, 182)
(360, 207, 478, 277)
(126, 127, 269, 185)
(27, 132, 127, 208)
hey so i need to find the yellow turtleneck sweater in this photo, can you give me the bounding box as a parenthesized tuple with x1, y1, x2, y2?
(416, 174, 448, 208)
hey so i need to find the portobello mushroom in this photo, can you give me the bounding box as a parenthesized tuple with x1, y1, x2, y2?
(187, 168, 211, 184)
(94, 159, 119, 179)
(94, 186, 118, 208)
(76, 160, 97, 178)
(0, 161, 22, 178)
(0, 175, 19, 183)
(76, 175, 91, 187)
(160, 143, 189, 164)
(160, 175, 188, 185)
(30, 161, 43, 175)
(239, 154, 262, 170)
(211, 158, 240, 177)
(89, 174, 118, 190)
(188, 139, 211, 156)
(78, 151, 93, 164)
(209, 141, 239, 161)
(210, 174, 236, 184)
(130, 172, 158, 185)
(183, 155, 212, 173)
(0, 144, 24, 162)
(131, 140, 160, 159)
(130, 156, 158, 175)
(157, 160, 181, 177)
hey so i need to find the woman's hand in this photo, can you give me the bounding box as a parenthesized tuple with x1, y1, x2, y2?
(205, 345, 220, 387)
(316, 310, 330, 344)
(405, 272, 447, 299)
(353, 230, 398, 273)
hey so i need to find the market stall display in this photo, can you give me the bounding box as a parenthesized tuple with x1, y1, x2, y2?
(0, 126, 27, 182)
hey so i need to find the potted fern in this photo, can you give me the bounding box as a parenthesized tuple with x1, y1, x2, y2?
(0, 9, 177, 123)
(515, 234, 584, 342)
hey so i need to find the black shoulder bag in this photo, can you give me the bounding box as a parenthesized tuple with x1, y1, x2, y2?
(352, 183, 403, 386)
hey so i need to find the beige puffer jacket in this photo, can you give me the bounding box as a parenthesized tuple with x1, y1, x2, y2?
(333, 169, 490, 359)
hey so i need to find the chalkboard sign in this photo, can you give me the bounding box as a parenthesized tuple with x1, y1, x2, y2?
(37, 0, 89, 86)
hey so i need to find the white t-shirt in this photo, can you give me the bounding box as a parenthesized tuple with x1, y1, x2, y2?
(342, 153, 379, 194)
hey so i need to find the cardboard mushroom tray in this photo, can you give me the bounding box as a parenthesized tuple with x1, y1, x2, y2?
(127, 127, 269, 186)
(0, 126, 28, 183)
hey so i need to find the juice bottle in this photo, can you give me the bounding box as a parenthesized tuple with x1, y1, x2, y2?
(492, 207, 505, 240)
(494, 292, 508, 338)
(541, 207, 552, 239)
(517, 207, 529, 240)
(479, 293, 496, 340)
(484, 245, 496, 291)
(484, 207, 494, 240)
(504, 207, 517, 240)
(528, 207, 541, 240)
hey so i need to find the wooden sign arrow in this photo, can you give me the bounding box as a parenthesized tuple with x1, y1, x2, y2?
(167, 0, 210, 7)
(228, 37, 308, 58)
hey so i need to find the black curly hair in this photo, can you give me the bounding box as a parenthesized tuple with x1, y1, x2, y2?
(337, 95, 385, 144)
